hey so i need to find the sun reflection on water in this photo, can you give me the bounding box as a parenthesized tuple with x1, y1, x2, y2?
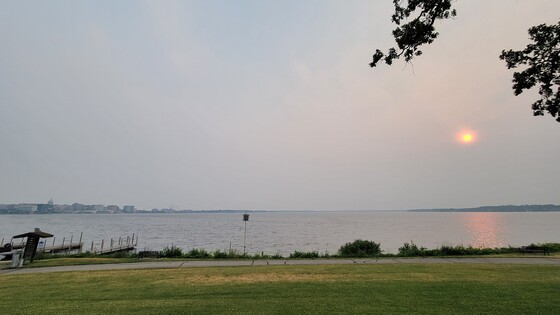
(461, 212, 504, 248)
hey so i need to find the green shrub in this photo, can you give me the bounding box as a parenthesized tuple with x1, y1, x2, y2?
(270, 253, 284, 259)
(212, 250, 230, 259)
(408, 244, 520, 257)
(439, 245, 468, 256)
(528, 243, 560, 252)
(398, 242, 427, 256)
(185, 248, 210, 258)
(338, 240, 381, 257)
(289, 251, 319, 259)
(160, 246, 184, 258)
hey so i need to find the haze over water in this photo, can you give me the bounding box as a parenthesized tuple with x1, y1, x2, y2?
(1, 211, 558, 255)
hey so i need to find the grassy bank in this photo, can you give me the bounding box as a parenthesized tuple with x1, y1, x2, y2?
(1, 264, 559, 314)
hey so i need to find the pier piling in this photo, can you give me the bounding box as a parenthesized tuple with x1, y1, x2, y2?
(79, 232, 83, 253)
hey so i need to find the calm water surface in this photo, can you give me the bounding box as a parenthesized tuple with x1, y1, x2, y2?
(0, 211, 558, 255)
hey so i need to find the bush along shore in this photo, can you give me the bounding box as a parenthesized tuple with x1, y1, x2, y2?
(25, 240, 560, 262)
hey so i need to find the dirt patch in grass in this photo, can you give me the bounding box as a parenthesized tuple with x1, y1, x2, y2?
(147, 265, 449, 285)
(154, 272, 342, 285)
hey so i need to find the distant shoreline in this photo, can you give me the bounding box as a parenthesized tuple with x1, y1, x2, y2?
(408, 205, 560, 212)
(1, 204, 560, 214)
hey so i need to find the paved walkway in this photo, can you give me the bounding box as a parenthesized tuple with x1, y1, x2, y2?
(1, 257, 559, 276)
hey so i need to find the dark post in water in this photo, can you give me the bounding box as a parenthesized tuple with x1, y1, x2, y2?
(243, 213, 249, 255)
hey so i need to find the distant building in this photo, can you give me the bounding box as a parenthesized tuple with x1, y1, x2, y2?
(37, 203, 54, 214)
(53, 204, 65, 213)
(123, 205, 136, 213)
(72, 203, 87, 212)
(13, 203, 37, 214)
(106, 205, 120, 213)
(92, 204, 105, 212)
(61, 205, 74, 213)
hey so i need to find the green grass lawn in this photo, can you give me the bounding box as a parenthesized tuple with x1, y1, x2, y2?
(1, 264, 559, 314)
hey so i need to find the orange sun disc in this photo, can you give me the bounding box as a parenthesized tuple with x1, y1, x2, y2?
(456, 130, 477, 144)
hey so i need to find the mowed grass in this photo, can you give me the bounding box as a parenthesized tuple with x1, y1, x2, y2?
(1, 264, 559, 314)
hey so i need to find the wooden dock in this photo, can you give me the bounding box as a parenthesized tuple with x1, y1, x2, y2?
(2, 233, 138, 257)
(8, 238, 83, 254)
(91, 244, 136, 255)
(89, 234, 138, 255)
(41, 243, 83, 253)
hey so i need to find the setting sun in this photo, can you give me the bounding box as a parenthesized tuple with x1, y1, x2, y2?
(456, 130, 477, 144)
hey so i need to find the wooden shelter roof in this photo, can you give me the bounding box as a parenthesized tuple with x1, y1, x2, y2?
(13, 228, 53, 239)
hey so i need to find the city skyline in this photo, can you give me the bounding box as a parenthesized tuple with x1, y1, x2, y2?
(2, 198, 559, 214)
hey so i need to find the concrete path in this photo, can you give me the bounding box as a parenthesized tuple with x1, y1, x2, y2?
(1, 257, 559, 276)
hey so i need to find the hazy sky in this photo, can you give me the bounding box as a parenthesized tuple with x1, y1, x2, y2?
(1, 1, 559, 210)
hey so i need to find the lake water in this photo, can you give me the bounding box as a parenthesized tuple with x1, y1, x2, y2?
(0, 211, 558, 255)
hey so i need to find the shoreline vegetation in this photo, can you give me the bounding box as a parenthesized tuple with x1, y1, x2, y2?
(11, 240, 557, 268)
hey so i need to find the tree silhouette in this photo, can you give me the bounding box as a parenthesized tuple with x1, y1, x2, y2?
(372, 1, 560, 123)
(370, 0, 456, 67)
(500, 22, 560, 122)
